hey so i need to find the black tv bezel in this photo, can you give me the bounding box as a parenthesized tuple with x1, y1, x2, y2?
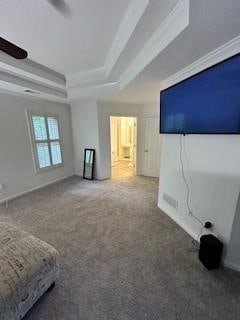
(159, 53, 240, 135)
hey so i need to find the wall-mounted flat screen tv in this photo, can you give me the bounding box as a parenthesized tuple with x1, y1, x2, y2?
(160, 54, 240, 134)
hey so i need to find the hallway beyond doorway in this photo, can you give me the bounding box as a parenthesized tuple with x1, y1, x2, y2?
(111, 160, 134, 178)
(110, 116, 137, 178)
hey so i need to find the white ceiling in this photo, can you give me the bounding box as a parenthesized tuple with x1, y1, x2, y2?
(108, 0, 179, 81)
(105, 0, 240, 103)
(0, 0, 239, 104)
(0, 0, 129, 74)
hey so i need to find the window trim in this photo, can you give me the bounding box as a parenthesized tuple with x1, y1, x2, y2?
(27, 110, 64, 172)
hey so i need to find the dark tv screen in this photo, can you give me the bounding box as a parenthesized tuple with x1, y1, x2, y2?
(160, 54, 240, 134)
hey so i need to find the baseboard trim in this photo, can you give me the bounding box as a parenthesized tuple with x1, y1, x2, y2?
(158, 202, 240, 273)
(74, 174, 83, 178)
(0, 174, 74, 205)
(224, 261, 240, 273)
(75, 173, 107, 181)
(158, 202, 198, 241)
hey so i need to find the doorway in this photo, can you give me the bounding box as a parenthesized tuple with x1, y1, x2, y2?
(110, 116, 137, 178)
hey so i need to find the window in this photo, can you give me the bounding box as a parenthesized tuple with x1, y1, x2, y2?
(29, 112, 63, 171)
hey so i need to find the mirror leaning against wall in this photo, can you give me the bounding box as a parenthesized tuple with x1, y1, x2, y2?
(83, 149, 95, 180)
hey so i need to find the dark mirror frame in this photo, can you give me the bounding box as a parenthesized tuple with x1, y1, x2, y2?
(83, 149, 95, 180)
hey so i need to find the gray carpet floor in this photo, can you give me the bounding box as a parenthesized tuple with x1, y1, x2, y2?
(0, 176, 240, 320)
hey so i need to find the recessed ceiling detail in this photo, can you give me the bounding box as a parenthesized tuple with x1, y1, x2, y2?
(0, 51, 65, 86)
(0, 0, 239, 103)
(104, 0, 149, 77)
(66, 67, 106, 89)
(67, 0, 190, 101)
(118, 0, 189, 89)
(0, 0, 188, 101)
(161, 34, 240, 90)
(66, 0, 150, 90)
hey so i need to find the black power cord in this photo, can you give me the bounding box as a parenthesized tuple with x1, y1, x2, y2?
(180, 136, 215, 253)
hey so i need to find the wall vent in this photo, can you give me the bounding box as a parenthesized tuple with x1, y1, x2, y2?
(163, 193, 178, 210)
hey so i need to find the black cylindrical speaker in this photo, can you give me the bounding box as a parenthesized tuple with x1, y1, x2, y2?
(199, 234, 223, 270)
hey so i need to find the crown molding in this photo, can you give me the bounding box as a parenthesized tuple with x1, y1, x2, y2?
(66, 0, 149, 89)
(119, 0, 190, 90)
(0, 51, 65, 87)
(0, 50, 67, 101)
(161, 35, 240, 90)
(0, 86, 68, 104)
(60, 0, 190, 99)
(0, 0, 193, 102)
(0, 69, 67, 98)
(68, 82, 119, 101)
(104, 0, 149, 77)
(66, 67, 106, 89)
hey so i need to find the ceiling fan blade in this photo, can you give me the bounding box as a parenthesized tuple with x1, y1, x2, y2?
(0, 37, 28, 59)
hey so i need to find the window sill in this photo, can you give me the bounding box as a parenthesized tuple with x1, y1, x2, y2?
(35, 163, 64, 173)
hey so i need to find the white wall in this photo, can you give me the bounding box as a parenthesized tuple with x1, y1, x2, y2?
(158, 134, 240, 264)
(225, 193, 240, 271)
(142, 102, 159, 117)
(71, 100, 101, 178)
(70, 100, 162, 180)
(97, 100, 143, 179)
(0, 92, 74, 202)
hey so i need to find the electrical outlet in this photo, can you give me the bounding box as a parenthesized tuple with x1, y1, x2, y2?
(0, 184, 4, 192)
(205, 221, 213, 229)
